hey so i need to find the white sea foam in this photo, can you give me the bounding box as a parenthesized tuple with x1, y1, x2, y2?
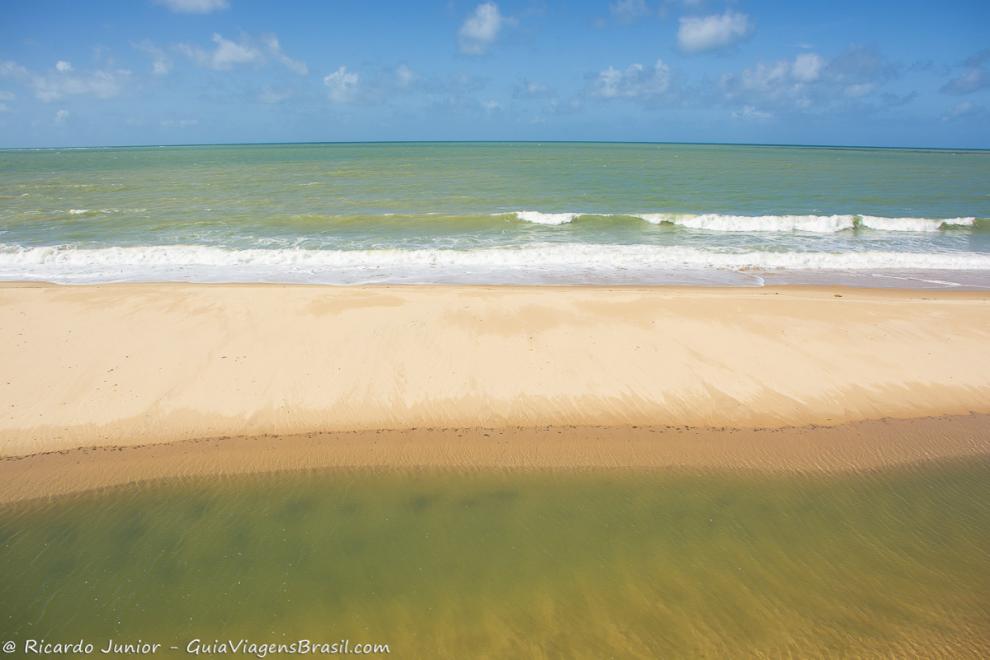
(638, 213, 857, 233)
(857, 215, 975, 232)
(65, 208, 134, 216)
(2, 243, 989, 285)
(510, 211, 980, 233)
(513, 211, 581, 225)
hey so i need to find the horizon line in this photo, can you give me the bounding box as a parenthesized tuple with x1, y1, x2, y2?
(2, 139, 989, 153)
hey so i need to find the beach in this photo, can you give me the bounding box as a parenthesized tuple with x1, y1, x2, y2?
(1, 282, 989, 501)
(2, 416, 989, 504)
(3, 0, 989, 646)
(1, 283, 988, 457)
(3, 141, 990, 656)
(3, 260, 990, 658)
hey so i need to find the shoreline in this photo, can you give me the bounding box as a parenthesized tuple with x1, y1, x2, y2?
(4, 272, 990, 291)
(4, 279, 990, 291)
(2, 282, 989, 456)
(2, 415, 989, 504)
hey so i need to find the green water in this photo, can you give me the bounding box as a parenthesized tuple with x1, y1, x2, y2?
(2, 142, 990, 285)
(2, 463, 988, 657)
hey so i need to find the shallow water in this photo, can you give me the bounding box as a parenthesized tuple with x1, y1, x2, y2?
(1, 142, 989, 285)
(1, 461, 988, 657)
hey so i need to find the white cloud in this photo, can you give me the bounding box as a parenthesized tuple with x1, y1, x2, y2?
(721, 53, 826, 103)
(941, 50, 990, 95)
(594, 60, 670, 99)
(949, 100, 975, 116)
(0, 60, 29, 79)
(525, 81, 548, 95)
(178, 33, 307, 74)
(33, 68, 130, 102)
(942, 68, 988, 95)
(0, 60, 31, 85)
(720, 47, 904, 116)
(844, 82, 874, 98)
(1, 58, 128, 102)
(610, 0, 651, 23)
(678, 11, 751, 53)
(178, 33, 262, 70)
(324, 66, 359, 103)
(155, 0, 229, 14)
(262, 35, 308, 75)
(0, 91, 12, 113)
(396, 64, 416, 88)
(134, 41, 172, 76)
(942, 100, 987, 121)
(732, 105, 772, 121)
(514, 79, 552, 99)
(54, 109, 69, 125)
(735, 61, 790, 93)
(791, 53, 824, 83)
(258, 87, 291, 104)
(459, 3, 507, 55)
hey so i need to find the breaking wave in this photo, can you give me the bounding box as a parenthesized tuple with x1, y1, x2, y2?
(511, 211, 582, 225)
(510, 211, 979, 232)
(2, 242, 989, 284)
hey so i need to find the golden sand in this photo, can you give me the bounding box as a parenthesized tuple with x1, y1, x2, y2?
(2, 283, 989, 458)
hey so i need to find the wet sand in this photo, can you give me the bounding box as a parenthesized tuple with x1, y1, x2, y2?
(2, 415, 988, 504)
(2, 283, 989, 459)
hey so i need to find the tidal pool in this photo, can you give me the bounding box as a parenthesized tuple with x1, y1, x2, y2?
(1, 461, 988, 657)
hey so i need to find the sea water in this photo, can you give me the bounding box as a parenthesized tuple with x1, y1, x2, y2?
(1, 142, 989, 287)
(1, 462, 988, 657)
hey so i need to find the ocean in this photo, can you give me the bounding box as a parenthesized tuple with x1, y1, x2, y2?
(1, 141, 989, 286)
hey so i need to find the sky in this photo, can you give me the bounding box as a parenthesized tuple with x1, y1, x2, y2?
(0, 0, 988, 148)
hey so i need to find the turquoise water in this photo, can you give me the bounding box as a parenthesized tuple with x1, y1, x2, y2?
(1, 142, 989, 285)
(1, 463, 988, 657)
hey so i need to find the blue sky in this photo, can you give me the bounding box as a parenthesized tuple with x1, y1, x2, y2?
(1, 0, 988, 148)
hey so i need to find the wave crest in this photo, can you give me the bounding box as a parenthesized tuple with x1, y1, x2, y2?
(857, 215, 974, 232)
(639, 213, 856, 233)
(512, 211, 581, 225)
(508, 211, 980, 233)
(3, 243, 989, 284)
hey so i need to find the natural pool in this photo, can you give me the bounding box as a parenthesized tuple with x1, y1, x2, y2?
(1, 461, 988, 657)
